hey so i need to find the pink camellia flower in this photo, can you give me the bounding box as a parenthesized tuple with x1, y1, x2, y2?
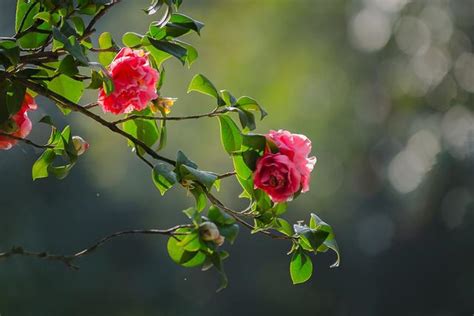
(253, 153, 302, 203)
(253, 130, 317, 203)
(266, 129, 317, 193)
(98, 48, 159, 115)
(0, 93, 37, 150)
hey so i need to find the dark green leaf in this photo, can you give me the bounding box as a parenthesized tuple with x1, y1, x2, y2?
(147, 37, 186, 65)
(176, 150, 198, 169)
(152, 163, 177, 195)
(180, 165, 217, 189)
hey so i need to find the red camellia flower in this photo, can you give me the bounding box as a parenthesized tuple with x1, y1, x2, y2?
(0, 93, 37, 150)
(254, 130, 317, 202)
(98, 48, 159, 115)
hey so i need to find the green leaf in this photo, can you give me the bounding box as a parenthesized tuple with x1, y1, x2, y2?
(169, 13, 204, 34)
(6, 80, 26, 116)
(52, 27, 88, 65)
(187, 74, 225, 106)
(290, 249, 313, 285)
(218, 223, 239, 244)
(176, 232, 201, 252)
(49, 163, 76, 180)
(32, 149, 56, 180)
(176, 150, 198, 169)
(98, 32, 117, 67)
(33, 12, 51, 23)
(47, 75, 84, 104)
(276, 218, 293, 236)
(302, 230, 330, 252)
(145, 45, 172, 68)
(122, 110, 159, 151)
(58, 55, 79, 77)
(210, 252, 228, 292)
(152, 163, 177, 195)
(15, 1, 49, 49)
(220, 89, 236, 106)
(0, 40, 20, 66)
(236, 96, 267, 120)
(180, 41, 198, 66)
(208, 206, 235, 226)
(180, 165, 217, 189)
(87, 70, 103, 89)
(147, 37, 187, 65)
(39, 115, 54, 126)
(310, 213, 340, 267)
(70, 16, 85, 36)
(242, 133, 266, 152)
(190, 185, 207, 212)
(167, 230, 206, 267)
(122, 32, 143, 48)
(218, 115, 242, 154)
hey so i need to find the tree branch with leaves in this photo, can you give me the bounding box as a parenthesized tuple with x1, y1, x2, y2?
(0, 0, 339, 290)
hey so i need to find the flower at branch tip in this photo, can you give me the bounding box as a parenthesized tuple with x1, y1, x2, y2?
(72, 136, 90, 156)
(0, 93, 37, 150)
(98, 48, 159, 115)
(199, 222, 222, 245)
(151, 97, 177, 115)
(253, 130, 317, 203)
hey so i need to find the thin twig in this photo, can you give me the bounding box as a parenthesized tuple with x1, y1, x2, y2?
(82, 0, 121, 40)
(0, 132, 53, 149)
(217, 171, 236, 179)
(0, 224, 192, 268)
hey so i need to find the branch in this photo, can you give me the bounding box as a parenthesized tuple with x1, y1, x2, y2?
(0, 132, 54, 149)
(0, 225, 192, 268)
(217, 171, 236, 179)
(82, 0, 121, 40)
(111, 108, 229, 125)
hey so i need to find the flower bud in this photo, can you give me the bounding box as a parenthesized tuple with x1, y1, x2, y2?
(199, 222, 220, 241)
(72, 136, 90, 156)
(214, 235, 225, 247)
(152, 97, 177, 114)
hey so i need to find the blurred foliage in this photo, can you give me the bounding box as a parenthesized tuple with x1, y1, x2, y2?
(0, 0, 473, 315)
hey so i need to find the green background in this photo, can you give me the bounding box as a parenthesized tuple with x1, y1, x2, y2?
(1, 0, 473, 315)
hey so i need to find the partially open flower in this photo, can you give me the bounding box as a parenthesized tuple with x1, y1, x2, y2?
(0, 93, 37, 150)
(199, 222, 220, 241)
(72, 136, 90, 156)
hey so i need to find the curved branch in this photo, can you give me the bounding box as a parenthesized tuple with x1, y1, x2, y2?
(0, 224, 192, 268)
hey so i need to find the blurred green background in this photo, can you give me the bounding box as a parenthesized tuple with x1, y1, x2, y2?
(1, 0, 474, 315)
